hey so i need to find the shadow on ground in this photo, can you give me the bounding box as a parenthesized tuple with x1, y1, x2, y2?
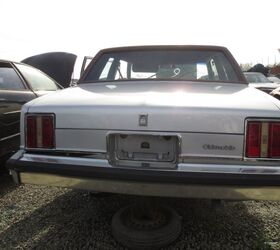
(0, 188, 276, 250)
(0, 174, 18, 198)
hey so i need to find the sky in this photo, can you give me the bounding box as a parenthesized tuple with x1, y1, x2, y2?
(1, 0, 280, 70)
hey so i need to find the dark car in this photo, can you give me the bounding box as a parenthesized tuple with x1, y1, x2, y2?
(0, 60, 61, 166)
(22, 52, 77, 88)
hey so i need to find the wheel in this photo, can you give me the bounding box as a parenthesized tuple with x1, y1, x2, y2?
(112, 204, 182, 250)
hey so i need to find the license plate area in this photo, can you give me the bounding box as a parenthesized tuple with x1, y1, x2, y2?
(107, 133, 179, 169)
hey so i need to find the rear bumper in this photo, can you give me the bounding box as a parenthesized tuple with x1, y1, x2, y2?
(7, 151, 280, 200)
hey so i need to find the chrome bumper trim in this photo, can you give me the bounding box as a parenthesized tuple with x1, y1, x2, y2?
(21, 153, 280, 175)
(19, 172, 280, 201)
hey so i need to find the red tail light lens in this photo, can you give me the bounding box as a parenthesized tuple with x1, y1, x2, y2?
(268, 123, 280, 157)
(42, 116, 55, 148)
(246, 122, 261, 158)
(26, 116, 37, 148)
(26, 114, 55, 149)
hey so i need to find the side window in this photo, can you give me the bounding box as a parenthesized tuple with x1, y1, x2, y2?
(0, 63, 25, 90)
(15, 64, 59, 91)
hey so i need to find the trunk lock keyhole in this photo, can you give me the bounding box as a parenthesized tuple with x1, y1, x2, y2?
(141, 141, 150, 149)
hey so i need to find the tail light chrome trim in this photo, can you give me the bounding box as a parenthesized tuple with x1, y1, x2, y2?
(244, 118, 280, 161)
(25, 113, 55, 150)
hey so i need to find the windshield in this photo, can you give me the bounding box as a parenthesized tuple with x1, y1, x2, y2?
(82, 50, 240, 83)
(244, 73, 270, 83)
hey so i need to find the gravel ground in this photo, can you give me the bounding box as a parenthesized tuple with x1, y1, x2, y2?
(0, 174, 279, 250)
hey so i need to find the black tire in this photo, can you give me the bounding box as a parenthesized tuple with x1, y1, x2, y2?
(112, 205, 182, 250)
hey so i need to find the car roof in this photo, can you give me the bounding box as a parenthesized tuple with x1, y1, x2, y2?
(0, 59, 27, 66)
(0, 59, 17, 64)
(97, 45, 228, 54)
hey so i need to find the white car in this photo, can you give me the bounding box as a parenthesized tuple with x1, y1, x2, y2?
(244, 72, 280, 93)
(268, 76, 280, 84)
(8, 46, 280, 201)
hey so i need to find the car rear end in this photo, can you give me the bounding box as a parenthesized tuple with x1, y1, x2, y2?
(7, 46, 280, 201)
(7, 97, 280, 201)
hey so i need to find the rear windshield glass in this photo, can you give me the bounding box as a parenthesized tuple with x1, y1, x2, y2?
(16, 64, 59, 91)
(83, 50, 239, 83)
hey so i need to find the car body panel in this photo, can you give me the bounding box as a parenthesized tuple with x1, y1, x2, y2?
(0, 90, 35, 139)
(24, 81, 279, 134)
(55, 129, 244, 159)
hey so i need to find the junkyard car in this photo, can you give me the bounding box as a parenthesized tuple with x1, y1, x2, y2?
(0, 60, 61, 165)
(244, 72, 280, 93)
(7, 46, 280, 200)
(268, 76, 280, 84)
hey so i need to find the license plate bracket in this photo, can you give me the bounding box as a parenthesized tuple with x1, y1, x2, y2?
(107, 133, 179, 169)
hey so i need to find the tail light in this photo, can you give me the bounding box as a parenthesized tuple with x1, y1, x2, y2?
(246, 120, 280, 158)
(26, 114, 55, 149)
(246, 122, 261, 157)
(268, 123, 280, 157)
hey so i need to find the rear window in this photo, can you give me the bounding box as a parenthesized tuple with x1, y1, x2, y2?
(15, 64, 59, 91)
(83, 50, 240, 83)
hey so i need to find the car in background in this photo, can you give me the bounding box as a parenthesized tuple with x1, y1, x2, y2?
(0, 60, 62, 167)
(268, 76, 280, 84)
(22, 52, 94, 88)
(7, 45, 280, 202)
(22, 52, 77, 88)
(244, 72, 280, 93)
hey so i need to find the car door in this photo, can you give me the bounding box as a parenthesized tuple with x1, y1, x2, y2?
(0, 61, 36, 157)
(80, 56, 93, 77)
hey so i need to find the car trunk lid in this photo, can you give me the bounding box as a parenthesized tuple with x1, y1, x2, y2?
(26, 81, 280, 134)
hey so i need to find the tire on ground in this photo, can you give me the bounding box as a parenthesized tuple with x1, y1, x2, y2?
(112, 205, 182, 250)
